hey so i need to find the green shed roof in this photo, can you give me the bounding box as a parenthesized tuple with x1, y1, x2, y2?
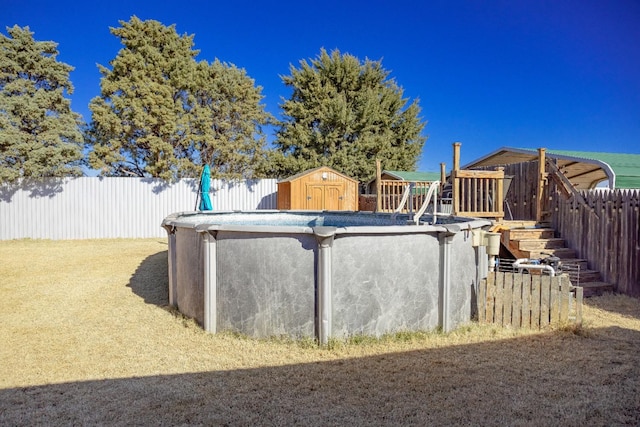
(383, 170, 442, 182)
(463, 147, 640, 189)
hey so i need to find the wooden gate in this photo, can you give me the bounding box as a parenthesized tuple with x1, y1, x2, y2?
(478, 272, 583, 328)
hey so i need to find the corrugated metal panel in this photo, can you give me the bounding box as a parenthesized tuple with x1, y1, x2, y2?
(0, 177, 278, 240)
(210, 179, 278, 211)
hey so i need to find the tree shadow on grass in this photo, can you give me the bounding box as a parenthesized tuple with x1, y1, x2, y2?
(127, 250, 169, 306)
(1, 326, 639, 425)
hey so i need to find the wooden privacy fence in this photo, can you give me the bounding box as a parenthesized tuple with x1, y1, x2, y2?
(478, 272, 583, 329)
(552, 188, 640, 297)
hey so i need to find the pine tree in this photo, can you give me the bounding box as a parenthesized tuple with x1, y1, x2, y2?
(0, 26, 83, 183)
(189, 59, 270, 179)
(268, 48, 426, 182)
(88, 17, 270, 181)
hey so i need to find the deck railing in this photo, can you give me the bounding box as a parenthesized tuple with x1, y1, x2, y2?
(451, 142, 506, 220)
(377, 180, 437, 213)
(366, 143, 508, 220)
(452, 169, 505, 220)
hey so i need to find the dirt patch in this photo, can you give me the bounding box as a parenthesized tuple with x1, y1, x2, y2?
(1, 239, 639, 425)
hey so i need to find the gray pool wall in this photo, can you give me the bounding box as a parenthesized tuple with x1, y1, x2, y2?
(162, 210, 491, 344)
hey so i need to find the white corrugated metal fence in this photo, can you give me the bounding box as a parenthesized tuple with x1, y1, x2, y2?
(0, 177, 278, 240)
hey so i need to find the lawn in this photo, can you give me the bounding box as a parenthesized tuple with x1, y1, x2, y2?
(1, 239, 639, 425)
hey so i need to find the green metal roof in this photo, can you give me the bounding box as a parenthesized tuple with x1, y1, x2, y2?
(463, 147, 640, 189)
(383, 170, 441, 182)
(543, 149, 640, 189)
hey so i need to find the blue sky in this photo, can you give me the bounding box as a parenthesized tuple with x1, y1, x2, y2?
(4, 0, 640, 173)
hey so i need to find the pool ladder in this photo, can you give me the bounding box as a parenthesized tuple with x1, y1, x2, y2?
(391, 181, 441, 225)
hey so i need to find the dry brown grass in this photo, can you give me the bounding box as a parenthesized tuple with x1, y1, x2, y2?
(1, 239, 639, 426)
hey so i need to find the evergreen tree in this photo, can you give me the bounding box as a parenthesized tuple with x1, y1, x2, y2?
(88, 17, 269, 181)
(0, 26, 83, 183)
(268, 48, 426, 182)
(190, 59, 270, 179)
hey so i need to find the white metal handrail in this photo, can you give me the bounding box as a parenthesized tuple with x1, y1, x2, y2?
(390, 183, 414, 220)
(413, 181, 440, 225)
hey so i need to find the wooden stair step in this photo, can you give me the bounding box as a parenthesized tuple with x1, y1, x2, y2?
(517, 238, 566, 251)
(523, 247, 577, 259)
(500, 220, 540, 228)
(499, 225, 604, 287)
(506, 228, 555, 240)
(565, 269, 601, 283)
(576, 281, 614, 297)
(559, 259, 589, 269)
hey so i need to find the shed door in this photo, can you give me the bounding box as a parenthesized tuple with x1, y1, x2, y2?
(305, 183, 345, 210)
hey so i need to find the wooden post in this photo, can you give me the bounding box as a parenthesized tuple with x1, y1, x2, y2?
(497, 166, 504, 222)
(376, 159, 382, 212)
(536, 148, 546, 223)
(440, 162, 446, 193)
(452, 142, 461, 215)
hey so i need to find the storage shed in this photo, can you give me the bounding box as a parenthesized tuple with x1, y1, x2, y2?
(277, 166, 359, 211)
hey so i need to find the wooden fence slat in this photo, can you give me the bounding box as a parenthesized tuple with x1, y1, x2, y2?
(540, 276, 551, 328)
(503, 272, 513, 327)
(559, 275, 571, 323)
(531, 276, 541, 328)
(521, 274, 531, 328)
(478, 279, 486, 323)
(575, 287, 583, 325)
(486, 275, 496, 324)
(511, 273, 522, 328)
(549, 275, 560, 324)
(495, 273, 504, 326)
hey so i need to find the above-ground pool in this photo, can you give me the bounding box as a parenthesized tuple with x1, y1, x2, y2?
(162, 210, 491, 345)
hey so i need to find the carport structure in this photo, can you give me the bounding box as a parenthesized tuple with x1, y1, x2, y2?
(463, 147, 640, 190)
